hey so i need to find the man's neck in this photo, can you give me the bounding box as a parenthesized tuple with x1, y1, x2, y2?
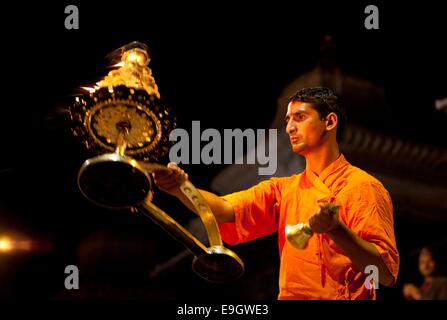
(304, 143, 340, 176)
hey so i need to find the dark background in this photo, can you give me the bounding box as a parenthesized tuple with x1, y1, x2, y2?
(0, 1, 446, 302)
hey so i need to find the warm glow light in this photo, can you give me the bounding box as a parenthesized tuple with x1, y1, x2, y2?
(123, 49, 148, 66)
(126, 52, 138, 62)
(113, 61, 125, 68)
(0, 235, 36, 253)
(0, 237, 13, 252)
(17, 240, 32, 251)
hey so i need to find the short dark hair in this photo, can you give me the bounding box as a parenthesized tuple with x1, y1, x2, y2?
(288, 87, 347, 142)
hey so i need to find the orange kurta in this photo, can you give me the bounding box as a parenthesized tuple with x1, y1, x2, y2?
(218, 154, 399, 300)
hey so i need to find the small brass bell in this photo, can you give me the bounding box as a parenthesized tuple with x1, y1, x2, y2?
(285, 222, 313, 249)
(285, 203, 340, 249)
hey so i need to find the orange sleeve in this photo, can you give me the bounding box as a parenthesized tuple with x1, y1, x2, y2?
(217, 178, 282, 246)
(339, 182, 400, 284)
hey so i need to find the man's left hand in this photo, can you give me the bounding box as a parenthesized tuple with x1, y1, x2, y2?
(309, 202, 341, 234)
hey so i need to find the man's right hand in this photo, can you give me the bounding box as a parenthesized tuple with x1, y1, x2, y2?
(152, 162, 188, 197)
(153, 162, 235, 223)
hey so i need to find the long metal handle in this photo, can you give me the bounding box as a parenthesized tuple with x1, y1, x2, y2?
(137, 180, 245, 283)
(137, 200, 208, 257)
(178, 181, 222, 247)
(141, 163, 223, 247)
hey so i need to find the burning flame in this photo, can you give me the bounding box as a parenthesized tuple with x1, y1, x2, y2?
(113, 61, 125, 68)
(78, 45, 159, 98)
(81, 87, 97, 93)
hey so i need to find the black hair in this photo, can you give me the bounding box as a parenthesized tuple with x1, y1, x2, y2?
(288, 87, 347, 142)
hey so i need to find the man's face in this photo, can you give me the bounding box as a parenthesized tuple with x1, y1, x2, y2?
(285, 101, 327, 155)
(419, 252, 436, 277)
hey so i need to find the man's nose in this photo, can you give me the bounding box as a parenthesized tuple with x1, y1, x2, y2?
(286, 121, 296, 134)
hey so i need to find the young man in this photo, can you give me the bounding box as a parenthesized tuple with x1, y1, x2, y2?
(154, 87, 399, 299)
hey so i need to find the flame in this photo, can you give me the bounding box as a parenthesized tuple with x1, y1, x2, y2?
(81, 87, 96, 93)
(112, 61, 125, 68)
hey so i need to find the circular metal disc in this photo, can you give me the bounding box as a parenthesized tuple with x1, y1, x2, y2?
(69, 85, 176, 161)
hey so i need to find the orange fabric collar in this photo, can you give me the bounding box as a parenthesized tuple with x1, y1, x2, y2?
(304, 154, 349, 200)
(305, 154, 349, 182)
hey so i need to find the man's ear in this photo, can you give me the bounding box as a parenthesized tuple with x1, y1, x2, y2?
(325, 112, 338, 130)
